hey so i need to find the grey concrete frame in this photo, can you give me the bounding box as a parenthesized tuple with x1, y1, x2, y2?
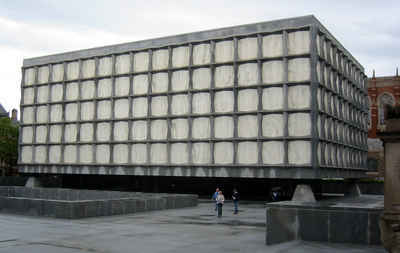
(19, 15, 369, 178)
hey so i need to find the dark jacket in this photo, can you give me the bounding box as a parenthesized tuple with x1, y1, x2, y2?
(232, 191, 239, 201)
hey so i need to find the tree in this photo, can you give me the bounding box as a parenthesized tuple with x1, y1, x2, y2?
(0, 117, 19, 176)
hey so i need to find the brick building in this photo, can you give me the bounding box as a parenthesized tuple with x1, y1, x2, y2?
(367, 70, 400, 173)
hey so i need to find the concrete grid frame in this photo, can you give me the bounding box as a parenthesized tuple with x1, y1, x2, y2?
(18, 15, 369, 179)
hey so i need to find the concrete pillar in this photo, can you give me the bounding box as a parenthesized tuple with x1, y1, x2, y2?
(378, 117, 400, 252)
(291, 184, 316, 202)
(25, 177, 42, 188)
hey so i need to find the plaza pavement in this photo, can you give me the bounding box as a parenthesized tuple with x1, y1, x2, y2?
(0, 201, 385, 253)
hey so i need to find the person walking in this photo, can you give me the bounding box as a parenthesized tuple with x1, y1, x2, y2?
(232, 188, 239, 214)
(216, 190, 225, 218)
(212, 188, 219, 211)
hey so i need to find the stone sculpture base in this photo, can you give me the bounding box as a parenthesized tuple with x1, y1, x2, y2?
(0, 186, 197, 219)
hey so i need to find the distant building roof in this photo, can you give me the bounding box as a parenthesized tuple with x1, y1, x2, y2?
(0, 103, 8, 117)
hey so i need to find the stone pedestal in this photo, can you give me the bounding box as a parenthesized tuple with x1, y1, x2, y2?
(378, 118, 400, 252)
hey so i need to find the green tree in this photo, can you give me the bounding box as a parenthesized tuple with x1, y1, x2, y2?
(0, 117, 19, 175)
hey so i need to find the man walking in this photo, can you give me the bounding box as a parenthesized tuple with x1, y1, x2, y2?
(212, 188, 219, 211)
(216, 190, 225, 218)
(232, 188, 240, 214)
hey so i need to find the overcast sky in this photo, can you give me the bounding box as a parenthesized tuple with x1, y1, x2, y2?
(0, 0, 398, 115)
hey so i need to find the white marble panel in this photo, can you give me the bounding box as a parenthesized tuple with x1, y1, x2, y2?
(21, 146, 33, 163)
(263, 60, 284, 84)
(238, 142, 258, 164)
(114, 122, 129, 141)
(52, 64, 64, 82)
(98, 57, 112, 76)
(238, 37, 258, 60)
(215, 65, 234, 88)
(37, 86, 49, 103)
(36, 105, 48, 123)
(97, 100, 111, 119)
(215, 40, 234, 63)
(81, 81, 95, 99)
(113, 144, 128, 164)
(238, 89, 258, 112)
(115, 99, 129, 119)
(192, 93, 211, 114)
(38, 66, 49, 84)
(50, 105, 62, 122)
(115, 54, 131, 74)
(171, 143, 189, 164)
(263, 141, 284, 164)
(288, 141, 311, 164)
(238, 115, 258, 138)
(24, 68, 36, 86)
(214, 91, 234, 113)
(192, 118, 210, 139)
(95, 145, 110, 164)
(22, 126, 33, 143)
(80, 123, 93, 142)
(98, 78, 112, 98)
(64, 124, 77, 142)
(288, 58, 310, 82)
(49, 145, 61, 163)
(238, 63, 258, 86)
(134, 52, 149, 72)
(262, 87, 283, 110)
(288, 113, 311, 136)
(151, 120, 167, 140)
(151, 143, 167, 164)
(133, 75, 149, 95)
(171, 95, 189, 115)
(172, 46, 189, 68)
(81, 102, 94, 121)
(22, 107, 34, 124)
(215, 116, 234, 138)
(82, 59, 95, 78)
(66, 82, 79, 101)
(262, 114, 284, 137)
(131, 144, 147, 163)
(192, 68, 211, 90)
(132, 97, 148, 117)
(96, 122, 111, 141)
(35, 146, 47, 163)
(64, 145, 77, 163)
(51, 84, 63, 102)
(192, 143, 211, 164)
(49, 125, 62, 143)
(288, 85, 310, 109)
(35, 125, 47, 143)
(152, 72, 168, 93)
(152, 49, 169, 70)
(80, 145, 93, 163)
(214, 142, 233, 164)
(67, 61, 79, 80)
(288, 31, 310, 55)
(263, 34, 283, 58)
(132, 121, 147, 140)
(23, 88, 34, 104)
(193, 43, 211, 65)
(115, 77, 130, 97)
(172, 70, 189, 91)
(171, 119, 188, 139)
(151, 96, 168, 116)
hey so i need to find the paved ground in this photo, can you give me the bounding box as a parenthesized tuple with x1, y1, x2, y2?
(0, 201, 385, 253)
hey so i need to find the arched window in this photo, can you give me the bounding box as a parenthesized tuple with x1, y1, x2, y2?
(378, 93, 395, 126)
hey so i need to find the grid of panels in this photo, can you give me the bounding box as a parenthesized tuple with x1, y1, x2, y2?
(315, 32, 368, 170)
(20, 29, 316, 167)
(18, 19, 369, 177)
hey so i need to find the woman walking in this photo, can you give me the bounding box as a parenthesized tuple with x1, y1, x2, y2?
(216, 190, 225, 218)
